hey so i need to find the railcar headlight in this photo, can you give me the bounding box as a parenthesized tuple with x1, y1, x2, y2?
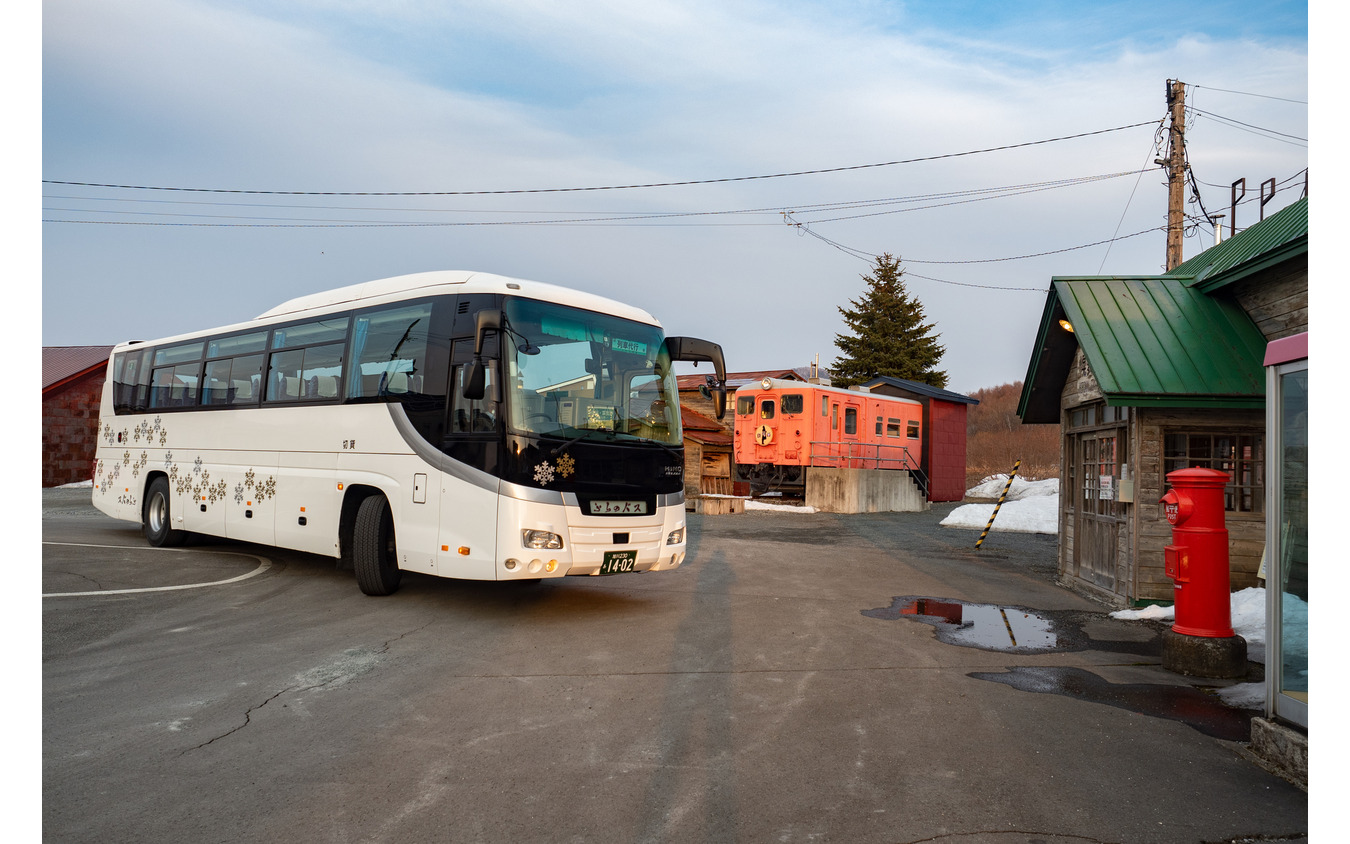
(522, 529, 564, 550)
(666, 526, 685, 545)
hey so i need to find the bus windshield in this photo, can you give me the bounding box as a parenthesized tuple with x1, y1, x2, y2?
(501, 297, 682, 446)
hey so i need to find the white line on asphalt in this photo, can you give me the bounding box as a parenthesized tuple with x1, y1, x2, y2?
(41, 543, 273, 597)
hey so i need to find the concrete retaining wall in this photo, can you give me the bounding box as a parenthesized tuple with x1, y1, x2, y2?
(805, 468, 928, 514)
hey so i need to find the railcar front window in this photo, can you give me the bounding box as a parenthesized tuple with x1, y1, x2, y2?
(501, 298, 681, 446)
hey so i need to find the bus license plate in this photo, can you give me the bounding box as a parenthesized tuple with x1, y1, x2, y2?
(589, 500, 648, 515)
(600, 550, 638, 574)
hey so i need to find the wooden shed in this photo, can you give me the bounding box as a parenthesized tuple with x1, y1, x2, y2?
(679, 404, 737, 497)
(860, 376, 980, 502)
(1017, 197, 1307, 606)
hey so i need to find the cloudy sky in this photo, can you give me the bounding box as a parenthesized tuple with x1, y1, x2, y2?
(40, 0, 1310, 393)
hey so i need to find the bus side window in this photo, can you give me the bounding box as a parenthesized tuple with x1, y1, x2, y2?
(348, 302, 434, 399)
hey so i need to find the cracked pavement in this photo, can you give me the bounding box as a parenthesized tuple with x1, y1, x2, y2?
(42, 489, 1307, 843)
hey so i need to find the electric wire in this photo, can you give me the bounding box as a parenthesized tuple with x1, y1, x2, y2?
(42, 121, 1159, 197)
(1191, 84, 1308, 105)
(43, 170, 1150, 228)
(1099, 122, 1169, 272)
(1186, 106, 1308, 146)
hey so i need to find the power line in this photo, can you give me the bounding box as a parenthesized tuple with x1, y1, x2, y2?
(42, 121, 1159, 197)
(1191, 84, 1307, 105)
(782, 212, 1160, 284)
(43, 171, 1151, 228)
(1187, 106, 1308, 146)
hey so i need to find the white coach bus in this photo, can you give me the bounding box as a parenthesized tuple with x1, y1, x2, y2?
(92, 270, 727, 595)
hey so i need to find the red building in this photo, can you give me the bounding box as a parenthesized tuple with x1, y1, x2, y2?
(43, 346, 113, 487)
(860, 376, 979, 503)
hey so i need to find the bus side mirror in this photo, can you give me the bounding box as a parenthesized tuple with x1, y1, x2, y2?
(666, 336, 728, 420)
(464, 359, 487, 400)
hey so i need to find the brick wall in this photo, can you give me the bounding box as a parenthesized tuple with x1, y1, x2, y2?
(42, 371, 105, 487)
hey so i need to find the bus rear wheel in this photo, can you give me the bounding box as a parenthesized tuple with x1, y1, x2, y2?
(143, 476, 186, 547)
(353, 495, 402, 596)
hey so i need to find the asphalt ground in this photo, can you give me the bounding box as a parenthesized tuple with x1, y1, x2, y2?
(41, 488, 1308, 843)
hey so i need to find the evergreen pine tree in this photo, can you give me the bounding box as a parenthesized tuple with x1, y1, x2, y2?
(831, 253, 948, 389)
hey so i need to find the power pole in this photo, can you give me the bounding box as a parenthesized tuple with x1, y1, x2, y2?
(1164, 79, 1186, 271)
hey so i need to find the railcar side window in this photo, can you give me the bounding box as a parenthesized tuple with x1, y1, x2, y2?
(780, 394, 803, 415)
(886, 418, 901, 437)
(907, 422, 920, 439)
(844, 407, 857, 434)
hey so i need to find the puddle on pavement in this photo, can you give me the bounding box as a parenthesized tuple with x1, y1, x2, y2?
(969, 666, 1253, 741)
(862, 597, 1058, 652)
(862, 597, 1253, 740)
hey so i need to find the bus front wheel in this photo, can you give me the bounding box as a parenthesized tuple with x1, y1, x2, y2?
(143, 476, 186, 547)
(353, 495, 402, 596)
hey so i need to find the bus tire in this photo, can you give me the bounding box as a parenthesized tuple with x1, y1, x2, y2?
(143, 476, 186, 547)
(353, 495, 402, 596)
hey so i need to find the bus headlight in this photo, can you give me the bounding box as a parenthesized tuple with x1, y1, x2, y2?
(522, 529, 564, 550)
(666, 526, 685, 545)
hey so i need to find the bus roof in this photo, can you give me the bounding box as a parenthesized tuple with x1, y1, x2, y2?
(258, 270, 659, 324)
(113, 271, 662, 352)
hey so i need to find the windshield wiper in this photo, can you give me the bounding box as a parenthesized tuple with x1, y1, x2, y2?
(548, 428, 615, 457)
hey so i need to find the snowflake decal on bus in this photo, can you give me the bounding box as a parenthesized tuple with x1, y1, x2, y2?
(534, 462, 555, 485)
(556, 454, 576, 478)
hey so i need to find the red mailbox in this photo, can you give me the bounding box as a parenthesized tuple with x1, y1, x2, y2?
(1159, 468, 1233, 638)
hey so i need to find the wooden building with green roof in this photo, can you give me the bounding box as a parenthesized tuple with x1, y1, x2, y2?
(1018, 197, 1307, 606)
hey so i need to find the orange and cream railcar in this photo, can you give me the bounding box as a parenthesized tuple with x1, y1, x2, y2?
(732, 378, 925, 493)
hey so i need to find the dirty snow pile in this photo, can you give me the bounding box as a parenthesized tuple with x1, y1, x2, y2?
(940, 475, 1059, 535)
(1110, 587, 1309, 710)
(745, 494, 816, 514)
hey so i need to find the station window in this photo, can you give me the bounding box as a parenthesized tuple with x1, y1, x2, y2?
(1164, 431, 1265, 513)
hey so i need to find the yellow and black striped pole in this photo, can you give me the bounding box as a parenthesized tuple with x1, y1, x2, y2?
(975, 460, 1020, 549)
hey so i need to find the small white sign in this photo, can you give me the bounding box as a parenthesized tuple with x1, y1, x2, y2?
(1099, 474, 1114, 500)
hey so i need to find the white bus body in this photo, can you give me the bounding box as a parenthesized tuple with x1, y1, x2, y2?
(92, 270, 727, 595)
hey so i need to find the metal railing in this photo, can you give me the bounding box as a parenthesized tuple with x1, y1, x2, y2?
(807, 440, 927, 498)
(807, 441, 918, 471)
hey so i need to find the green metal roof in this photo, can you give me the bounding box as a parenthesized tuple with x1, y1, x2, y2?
(1017, 197, 1305, 423)
(1017, 276, 1267, 422)
(1057, 277, 1266, 402)
(1168, 196, 1308, 293)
